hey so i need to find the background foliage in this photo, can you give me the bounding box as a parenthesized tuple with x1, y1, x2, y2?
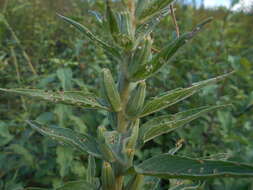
(0, 0, 252, 189)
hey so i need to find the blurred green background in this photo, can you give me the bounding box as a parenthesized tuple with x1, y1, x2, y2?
(0, 0, 252, 189)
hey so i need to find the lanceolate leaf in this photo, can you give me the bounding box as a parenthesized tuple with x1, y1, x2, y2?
(135, 6, 170, 45)
(106, 0, 120, 42)
(168, 182, 202, 190)
(57, 14, 120, 58)
(25, 188, 49, 190)
(56, 180, 95, 190)
(135, 154, 253, 179)
(138, 0, 174, 20)
(140, 105, 228, 143)
(139, 72, 233, 117)
(0, 88, 109, 110)
(27, 121, 102, 158)
(131, 18, 213, 81)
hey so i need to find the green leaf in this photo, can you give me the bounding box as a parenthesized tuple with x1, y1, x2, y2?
(56, 68, 73, 91)
(27, 121, 102, 158)
(143, 176, 160, 190)
(105, 0, 120, 43)
(140, 105, 228, 143)
(56, 180, 95, 190)
(103, 130, 125, 164)
(138, 0, 174, 20)
(56, 146, 74, 177)
(131, 18, 213, 81)
(135, 154, 253, 179)
(0, 88, 109, 110)
(25, 188, 50, 190)
(135, 6, 170, 43)
(139, 72, 233, 117)
(57, 14, 120, 58)
(8, 144, 35, 167)
(168, 182, 202, 190)
(0, 122, 13, 146)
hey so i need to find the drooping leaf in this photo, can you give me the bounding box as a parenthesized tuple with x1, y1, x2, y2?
(135, 154, 253, 179)
(140, 105, 229, 143)
(139, 72, 233, 117)
(57, 14, 121, 58)
(130, 18, 213, 81)
(27, 121, 102, 158)
(56, 180, 95, 190)
(0, 88, 109, 110)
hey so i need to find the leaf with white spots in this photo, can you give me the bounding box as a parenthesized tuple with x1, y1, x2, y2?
(140, 105, 229, 143)
(27, 120, 102, 158)
(56, 180, 95, 190)
(135, 154, 253, 179)
(138, 0, 174, 20)
(139, 72, 233, 117)
(131, 18, 213, 81)
(57, 14, 121, 59)
(0, 88, 109, 110)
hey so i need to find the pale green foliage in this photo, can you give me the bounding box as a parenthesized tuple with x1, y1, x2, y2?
(1, 0, 253, 190)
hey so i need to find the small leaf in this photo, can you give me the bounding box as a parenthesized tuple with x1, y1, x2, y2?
(135, 154, 253, 179)
(27, 121, 102, 158)
(140, 72, 233, 117)
(140, 105, 228, 143)
(131, 18, 213, 81)
(0, 88, 109, 110)
(57, 14, 120, 58)
(56, 180, 95, 190)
